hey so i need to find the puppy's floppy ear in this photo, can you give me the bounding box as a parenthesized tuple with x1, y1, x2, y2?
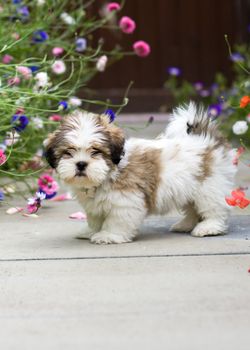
(98, 114, 125, 164)
(108, 124, 125, 165)
(43, 133, 58, 169)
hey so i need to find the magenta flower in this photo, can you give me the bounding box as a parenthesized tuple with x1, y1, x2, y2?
(107, 2, 121, 11)
(16, 66, 32, 79)
(133, 40, 151, 57)
(49, 114, 62, 122)
(38, 173, 59, 198)
(27, 192, 46, 214)
(27, 198, 39, 214)
(119, 16, 136, 34)
(7, 76, 21, 86)
(0, 149, 7, 166)
(2, 54, 13, 64)
(52, 47, 64, 56)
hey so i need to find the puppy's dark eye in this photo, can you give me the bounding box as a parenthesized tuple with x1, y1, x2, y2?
(63, 150, 73, 158)
(91, 149, 101, 157)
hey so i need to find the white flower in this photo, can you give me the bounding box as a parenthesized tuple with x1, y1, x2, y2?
(27, 197, 36, 205)
(96, 55, 108, 72)
(32, 116, 44, 129)
(36, 192, 46, 200)
(37, 0, 45, 5)
(68, 96, 82, 107)
(35, 72, 49, 87)
(60, 12, 76, 25)
(232, 121, 248, 135)
(5, 131, 20, 146)
(51, 60, 66, 74)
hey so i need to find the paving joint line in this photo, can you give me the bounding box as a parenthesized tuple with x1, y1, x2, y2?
(0, 251, 250, 262)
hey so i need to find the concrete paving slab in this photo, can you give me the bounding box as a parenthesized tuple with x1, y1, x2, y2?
(0, 255, 249, 350)
(0, 200, 250, 260)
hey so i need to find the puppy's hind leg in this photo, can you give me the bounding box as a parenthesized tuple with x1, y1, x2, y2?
(191, 189, 229, 237)
(170, 203, 199, 233)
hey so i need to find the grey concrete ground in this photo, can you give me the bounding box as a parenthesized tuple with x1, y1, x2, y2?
(1, 115, 250, 350)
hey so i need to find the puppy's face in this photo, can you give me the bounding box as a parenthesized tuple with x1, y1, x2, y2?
(45, 111, 125, 188)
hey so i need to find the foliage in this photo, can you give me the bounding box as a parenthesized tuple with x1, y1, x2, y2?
(164, 38, 250, 147)
(0, 0, 149, 200)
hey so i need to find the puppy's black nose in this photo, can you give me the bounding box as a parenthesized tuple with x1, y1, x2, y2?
(76, 161, 87, 171)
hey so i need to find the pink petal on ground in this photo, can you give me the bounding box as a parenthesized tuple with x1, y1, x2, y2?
(6, 207, 23, 215)
(50, 193, 72, 201)
(69, 212, 87, 220)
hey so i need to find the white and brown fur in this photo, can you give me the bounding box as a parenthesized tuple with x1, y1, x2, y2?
(45, 103, 236, 244)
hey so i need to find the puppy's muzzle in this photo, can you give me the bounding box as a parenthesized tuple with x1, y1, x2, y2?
(76, 161, 87, 176)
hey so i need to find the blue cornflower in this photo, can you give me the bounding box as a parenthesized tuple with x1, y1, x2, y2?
(105, 109, 116, 123)
(0, 191, 4, 201)
(30, 66, 40, 72)
(17, 6, 29, 17)
(11, 115, 29, 132)
(230, 52, 244, 63)
(32, 30, 49, 43)
(12, 0, 22, 4)
(58, 101, 68, 110)
(208, 104, 222, 118)
(167, 66, 181, 76)
(38, 189, 57, 200)
(75, 38, 87, 52)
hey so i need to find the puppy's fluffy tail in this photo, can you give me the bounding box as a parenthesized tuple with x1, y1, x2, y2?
(164, 102, 218, 140)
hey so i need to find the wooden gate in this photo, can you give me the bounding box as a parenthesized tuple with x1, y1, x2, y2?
(87, 0, 249, 111)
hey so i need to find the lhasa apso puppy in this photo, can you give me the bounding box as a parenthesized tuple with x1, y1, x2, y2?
(45, 102, 236, 244)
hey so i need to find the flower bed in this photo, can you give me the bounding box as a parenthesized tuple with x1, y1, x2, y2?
(0, 0, 150, 203)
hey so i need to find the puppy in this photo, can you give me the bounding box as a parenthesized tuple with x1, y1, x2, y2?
(45, 102, 236, 244)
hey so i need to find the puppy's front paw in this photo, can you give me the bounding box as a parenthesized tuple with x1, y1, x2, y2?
(191, 220, 227, 237)
(75, 225, 95, 240)
(90, 231, 132, 244)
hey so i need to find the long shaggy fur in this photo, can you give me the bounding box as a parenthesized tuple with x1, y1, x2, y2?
(45, 103, 236, 244)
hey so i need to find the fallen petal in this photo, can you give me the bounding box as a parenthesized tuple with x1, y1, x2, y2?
(69, 211, 87, 220)
(6, 207, 23, 215)
(50, 193, 72, 201)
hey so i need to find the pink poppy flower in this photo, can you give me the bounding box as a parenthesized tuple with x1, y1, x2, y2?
(2, 54, 13, 64)
(51, 60, 66, 74)
(38, 173, 59, 196)
(16, 66, 32, 79)
(107, 2, 121, 11)
(7, 77, 21, 86)
(49, 114, 62, 122)
(0, 149, 7, 165)
(26, 192, 46, 214)
(119, 16, 136, 34)
(52, 47, 64, 56)
(133, 40, 151, 57)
